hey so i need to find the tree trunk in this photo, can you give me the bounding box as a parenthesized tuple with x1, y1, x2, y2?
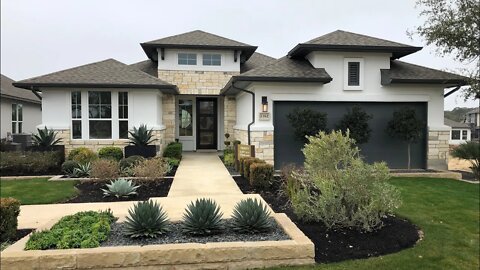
(407, 143, 411, 170)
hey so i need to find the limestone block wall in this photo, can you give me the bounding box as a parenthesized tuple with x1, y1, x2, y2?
(234, 128, 274, 164)
(224, 97, 236, 138)
(162, 94, 176, 146)
(158, 70, 239, 95)
(427, 129, 450, 170)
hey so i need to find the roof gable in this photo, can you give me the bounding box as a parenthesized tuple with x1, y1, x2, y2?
(240, 52, 276, 73)
(1, 74, 41, 103)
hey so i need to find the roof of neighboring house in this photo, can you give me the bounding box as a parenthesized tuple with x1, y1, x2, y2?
(288, 30, 422, 59)
(381, 60, 469, 86)
(466, 107, 479, 114)
(14, 59, 178, 94)
(1, 74, 41, 104)
(141, 30, 257, 63)
(221, 56, 332, 95)
(444, 118, 470, 128)
(240, 52, 277, 73)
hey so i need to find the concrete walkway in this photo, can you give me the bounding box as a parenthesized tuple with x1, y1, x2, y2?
(168, 152, 242, 197)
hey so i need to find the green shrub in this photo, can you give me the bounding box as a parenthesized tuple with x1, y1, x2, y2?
(290, 130, 401, 232)
(287, 108, 327, 143)
(133, 158, 168, 180)
(181, 198, 223, 236)
(90, 159, 119, 181)
(0, 151, 63, 176)
(61, 160, 79, 175)
(230, 198, 273, 233)
(249, 162, 274, 189)
(98, 147, 123, 161)
(224, 147, 234, 156)
(335, 106, 373, 144)
(223, 153, 235, 167)
(25, 210, 115, 250)
(0, 198, 21, 242)
(280, 164, 302, 199)
(451, 141, 480, 181)
(119, 155, 145, 170)
(68, 147, 98, 164)
(163, 142, 182, 160)
(243, 158, 265, 179)
(124, 200, 170, 238)
(164, 157, 180, 167)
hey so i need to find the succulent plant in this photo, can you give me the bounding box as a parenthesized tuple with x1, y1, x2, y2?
(181, 198, 223, 236)
(124, 200, 170, 238)
(71, 162, 91, 177)
(32, 126, 62, 147)
(230, 198, 273, 233)
(101, 178, 140, 198)
(128, 124, 156, 146)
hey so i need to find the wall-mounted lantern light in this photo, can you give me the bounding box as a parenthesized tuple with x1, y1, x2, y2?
(261, 96, 268, 112)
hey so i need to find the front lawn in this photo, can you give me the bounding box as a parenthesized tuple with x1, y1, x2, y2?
(0, 178, 78, 205)
(276, 177, 479, 270)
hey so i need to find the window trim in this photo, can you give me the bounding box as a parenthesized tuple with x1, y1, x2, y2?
(71, 91, 82, 139)
(88, 91, 113, 140)
(11, 103, 23, 134)
(343, 58, 364, 90)
(451, 130, 461, 140)
(178, 53, 197, 65)
(202, 53, 222, 66)
(118, 91, 129, 139)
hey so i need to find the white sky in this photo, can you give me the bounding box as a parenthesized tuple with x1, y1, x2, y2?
(1, 0, 478, 110)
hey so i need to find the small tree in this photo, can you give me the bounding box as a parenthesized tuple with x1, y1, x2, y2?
(335, 106, 373, 144)
(451, 141, 480, 180)
(287, 108, 327, 143)
(386, 108, 424, 169)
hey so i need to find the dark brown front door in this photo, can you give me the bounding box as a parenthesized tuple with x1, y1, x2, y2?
(196, 98, 217, 149)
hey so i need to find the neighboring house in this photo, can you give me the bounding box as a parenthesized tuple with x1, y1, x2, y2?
(0, 74, 42, 138)
(14, 30, 468, 170)
(464, 107, 479, 139)
(444, 118, 471, 145)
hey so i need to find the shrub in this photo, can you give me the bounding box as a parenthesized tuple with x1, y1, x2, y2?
(124, 200, 170, 238)
(0, 151, 63, 176)
(102, 179, 140, 198)
(71, 162, 91, 178)
(164, 157, 180, 167)
(249, 162, 274, 189)
(163, 142, 182, 160)
(181, 198, 223, 236)
(32, 126, 62, 147)
(68, 147, 98, 164)
(133, 158, 168, 180)
(90, 159, 119, 181)
(243, 158, 265, 179)
(0, 198, 21, 242)
(290, 130, 402, 232)
(230, 198, 273, 233)
(280, 164, 302, 199)
(451, 141, 480, 181)
(129, 124, 156, 146)
(98, 147, 123, 161)
(119, 155, 145, 170)
(61, 160, 79, 175)
(287, 108, 327, 143)
(335, 106, 373, 144)
(25, 210, 115, 250)
(223, 153, 235, 167)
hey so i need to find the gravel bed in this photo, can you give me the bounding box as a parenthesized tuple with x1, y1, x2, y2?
(101, 219, 290, 247)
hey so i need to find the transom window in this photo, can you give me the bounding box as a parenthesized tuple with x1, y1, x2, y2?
(11, 104, 23, 134)
(88, 91, 112, 139)
(71, 91, 82, 139)
(178, 53, 197, 65)
(202, 54, 221, 66)
(118, 92, 128, 139)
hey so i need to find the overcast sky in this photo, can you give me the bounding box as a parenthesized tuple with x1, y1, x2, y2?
(1, 0, 478, 110)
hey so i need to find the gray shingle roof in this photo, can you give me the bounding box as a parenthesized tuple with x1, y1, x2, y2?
(444, 118, 470, 128)
(1, 74, 41, 103)
(240, 52, 276, 73)
(129, 60, 158, 77)
(14, 59, 178, 94)
(381, 60, 468, 85)
(288, 30, 422, 59)
(141, 30, 257, 63)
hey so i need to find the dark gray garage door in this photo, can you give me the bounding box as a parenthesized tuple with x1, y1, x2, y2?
(273, 102, 428, 169)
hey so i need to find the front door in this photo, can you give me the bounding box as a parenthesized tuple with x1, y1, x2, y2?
(196, 98, 217, 149)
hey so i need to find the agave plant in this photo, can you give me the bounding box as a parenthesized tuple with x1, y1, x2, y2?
(124, 200, 170, 238)
(230, 198, 273, 233)
(181, 198, 223, 236)
(32, 126, 62, 147)
(128, 124, 156, 146)
(71, 162, 91, 177)
(101, 178, 140, 198)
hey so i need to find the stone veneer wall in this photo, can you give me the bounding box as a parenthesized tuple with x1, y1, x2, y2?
(162, 94, 176, 148)
(234, 128, 274, 164)
(224, 97, 236, 138)
(158, 70, 239, 95)
(427, 129, 450, 170)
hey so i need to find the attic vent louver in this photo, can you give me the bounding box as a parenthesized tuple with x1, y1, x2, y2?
(348, 62, 360, 86)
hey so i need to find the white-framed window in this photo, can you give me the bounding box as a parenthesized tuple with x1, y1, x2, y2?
(178, 99, 193, 136)
(178, 53, 197, 65)
(71, 91, 82, 139)
(88, 91, 112, 139)
(202, 54, 221, 66)
(451, 130, 461, 140)
(462, 130, 468, 140)
(11, 104, 23, 134)
(118, 91, 129, 139)
(343, 58, 364, 90)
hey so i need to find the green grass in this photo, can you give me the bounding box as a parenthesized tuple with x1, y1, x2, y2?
(275, 178, 480, 270)
(0, 178, 78, 205)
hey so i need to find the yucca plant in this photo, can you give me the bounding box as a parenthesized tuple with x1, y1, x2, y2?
(71, 162, 91, 177)
(181, 198, 223, 236)
(231, 198, 273, 233)
(124, 200, 170, 238)
(101, 178, 140, 198)
(128, 124, 156, 146)
(32, 126, 62, 147)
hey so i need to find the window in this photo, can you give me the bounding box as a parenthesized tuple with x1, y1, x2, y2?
(344, 58, 364, 90)
(178, 53, 197, 65)
(462, 130, 468, 140)
(88, 91, 112, 139)
(348, 62, 360, 86)
(451, 130, 461, 140)
(203, 54, 221, 66)
(178, 99, 193, 136)
(11, 104, 23, 134)
(118, 92, 128, 139)
(71, 91, 82, 139)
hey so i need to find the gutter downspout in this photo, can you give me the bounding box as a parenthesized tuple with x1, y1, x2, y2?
(444, 85, 461, 98)
(31, 89, 42, 101)
(232, 83, 255, 145)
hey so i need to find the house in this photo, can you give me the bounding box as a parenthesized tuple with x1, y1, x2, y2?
(464, 107, 479, 139)
(1, 74, 42, 138)
(13, 30, 468, 170)
(444, 118, 471, 145)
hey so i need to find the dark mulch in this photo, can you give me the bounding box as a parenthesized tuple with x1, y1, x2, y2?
(232, 176, 420, 263)
(451, 170, 477, 181)
(390, 169, 439, 173)
(101, 219, 289, 247)
(12, 229, 33, 242)
(63, 178, 173, 203)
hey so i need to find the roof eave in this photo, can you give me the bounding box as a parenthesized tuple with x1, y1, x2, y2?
(12, 82, 179, 94)
(0, 93, 41, 104)
(381, 77, 468, 86)
(288, 44, 422, 59)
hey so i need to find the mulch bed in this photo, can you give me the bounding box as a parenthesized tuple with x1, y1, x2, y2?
(63, 178, 173, 203)
(451, 170, 477, 181)
(232, 176, 420, 263)
(12, 229, 33, 242)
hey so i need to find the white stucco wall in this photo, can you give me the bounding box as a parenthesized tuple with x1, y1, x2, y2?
(0, 97, 42, 138)
(234, 91, 254, 129)
(157, 48, 240, 72)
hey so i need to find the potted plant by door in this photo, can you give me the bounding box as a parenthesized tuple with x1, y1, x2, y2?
(124, 124, 158, 158)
